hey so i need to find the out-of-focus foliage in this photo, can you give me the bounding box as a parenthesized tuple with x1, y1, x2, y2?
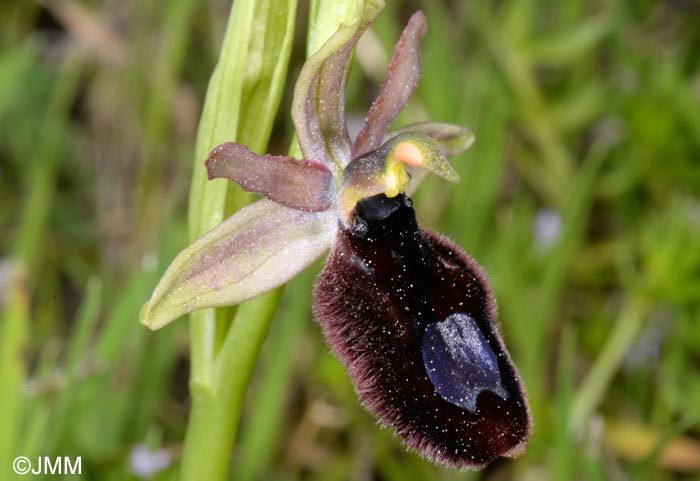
(1, 1, 699, 480)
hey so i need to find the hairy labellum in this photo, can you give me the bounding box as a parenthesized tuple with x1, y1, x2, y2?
(314, 194, 531, 468)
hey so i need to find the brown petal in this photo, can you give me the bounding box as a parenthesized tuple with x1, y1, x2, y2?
(206, 142, 334, 212)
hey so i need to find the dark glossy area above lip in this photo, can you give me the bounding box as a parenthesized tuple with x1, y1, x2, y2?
(350, 193, 417, 240)
(354, 193, 405, 222)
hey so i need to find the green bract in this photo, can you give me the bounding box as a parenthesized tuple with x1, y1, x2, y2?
(140, 7, 474, 330)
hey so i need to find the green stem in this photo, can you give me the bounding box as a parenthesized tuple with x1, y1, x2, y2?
(178, 1, 364, 480)
(180, 291, 281, 481)
(179, 0, 295, 477)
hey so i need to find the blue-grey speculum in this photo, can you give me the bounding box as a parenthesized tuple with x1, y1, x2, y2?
(422, 312, 509, 412)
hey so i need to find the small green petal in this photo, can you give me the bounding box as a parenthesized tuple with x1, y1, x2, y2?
(338, 133, 459, 221)
(386, 122, 476, 157)
(386, 132, 460, 183)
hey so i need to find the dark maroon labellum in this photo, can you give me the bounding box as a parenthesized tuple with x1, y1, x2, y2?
(314, 193, 531, 468)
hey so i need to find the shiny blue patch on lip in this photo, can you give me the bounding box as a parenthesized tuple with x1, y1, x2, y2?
(422, 312, 508, 412)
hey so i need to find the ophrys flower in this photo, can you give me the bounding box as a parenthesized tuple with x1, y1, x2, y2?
(141, 3, 530, 469)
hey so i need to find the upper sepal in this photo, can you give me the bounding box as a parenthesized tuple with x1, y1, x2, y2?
(140, 199, 336, 330)
(292, 0, 383, 174)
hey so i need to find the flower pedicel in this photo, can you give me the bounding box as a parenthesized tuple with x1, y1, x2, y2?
(141, 3, 531, 469)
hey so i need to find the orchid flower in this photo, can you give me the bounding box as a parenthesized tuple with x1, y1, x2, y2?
(141, 4, 531, 469)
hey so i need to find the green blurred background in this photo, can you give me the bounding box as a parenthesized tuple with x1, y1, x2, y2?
(1, 0, 700, 480)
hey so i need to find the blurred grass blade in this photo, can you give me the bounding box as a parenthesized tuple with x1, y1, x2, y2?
(12, 54, 82, 286)
(553, 326, 576, 481)
(43, 278, 102, 454)
(520, 143, 606, 407)
(570, 297, 648, 433)
(0, 46, 35, 116)
(528, 15, 611, 65)
(0, 263, 28, 472)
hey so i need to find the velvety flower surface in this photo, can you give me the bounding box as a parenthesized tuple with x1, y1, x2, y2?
(141, 2, 531, 469)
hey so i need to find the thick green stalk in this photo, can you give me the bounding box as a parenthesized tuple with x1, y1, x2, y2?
(180, 0, 296, 478)
(180, 292, 281, 481)
(179, 0, 364, 480)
